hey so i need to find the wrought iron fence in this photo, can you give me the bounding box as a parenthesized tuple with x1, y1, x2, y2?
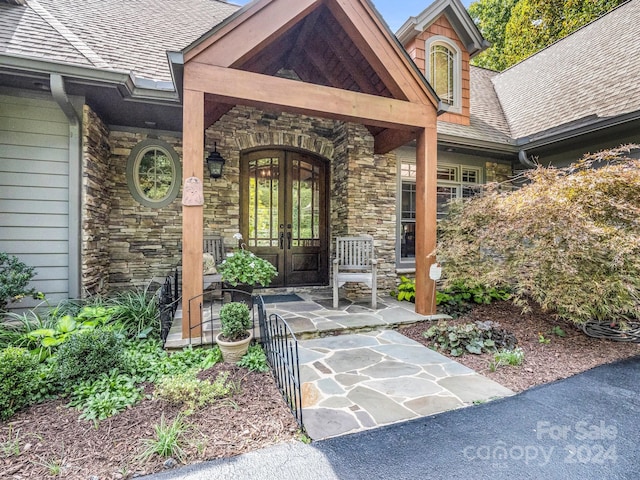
(158, 268, 180, 344)
(256, 296, 304, 429)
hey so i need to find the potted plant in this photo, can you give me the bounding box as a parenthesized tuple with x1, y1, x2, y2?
(217, 234, 278, 306)
(216, 302, 253, 363)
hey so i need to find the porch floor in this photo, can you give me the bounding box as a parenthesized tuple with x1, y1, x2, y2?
(164, 288, 448, 349)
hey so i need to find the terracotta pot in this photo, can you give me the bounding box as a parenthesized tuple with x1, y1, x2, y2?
(216, 330, 253, 364)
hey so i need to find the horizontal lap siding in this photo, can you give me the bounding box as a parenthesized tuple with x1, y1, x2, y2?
(0, 93, 70, 307)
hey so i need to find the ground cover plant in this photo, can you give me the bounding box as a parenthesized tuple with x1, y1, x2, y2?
(437, 145, 640, 328)
(0, 289, 298, 478)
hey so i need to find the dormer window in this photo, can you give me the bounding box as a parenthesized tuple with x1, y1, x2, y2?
(425, 36, 462, 112)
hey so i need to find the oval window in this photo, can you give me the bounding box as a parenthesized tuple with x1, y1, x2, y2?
(127, 139, 181, 208)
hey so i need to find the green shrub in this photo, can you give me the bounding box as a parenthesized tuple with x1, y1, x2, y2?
(0, 308, 56, 351)
(0, 252, 42, 311)
(423, 320, 517, 357)
(109, 287, 159, 339)
(0, 347, 40, 419)
(164, 346, 221, 376)
(219, 302, 251, 341)
(237, 344, 270, 372)
(390, 276, 416, 303)
(69, 370, 142, 421)
(154, 371, 232, 409)
(436, 281, 511, 318)
(55, 329, 125, 389)
(437, 146, 640, 326)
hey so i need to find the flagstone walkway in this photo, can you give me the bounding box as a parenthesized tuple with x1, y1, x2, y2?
(299, 330, 513, 440)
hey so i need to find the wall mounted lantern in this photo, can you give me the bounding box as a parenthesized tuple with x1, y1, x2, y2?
(206, 143, 226, 179)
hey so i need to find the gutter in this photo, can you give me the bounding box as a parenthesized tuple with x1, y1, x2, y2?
(0, 54, 180, 104)
(516, 109, 640, 150)
(50, 74, 81, 299)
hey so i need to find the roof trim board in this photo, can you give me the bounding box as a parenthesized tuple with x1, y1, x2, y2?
(396, 0, 488, 57)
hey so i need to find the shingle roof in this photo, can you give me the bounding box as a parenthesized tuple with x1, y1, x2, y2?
(0, 3, 93, 66)
(1, 0, 239, 82)
(438, 66, 513, 146)
(492, 0, 640, 140)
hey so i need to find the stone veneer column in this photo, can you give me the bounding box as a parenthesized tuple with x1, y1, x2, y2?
(331, 122, 397, 294)
(81, 105, 111, 295)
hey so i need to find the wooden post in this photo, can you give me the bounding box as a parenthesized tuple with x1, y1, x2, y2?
(182, 88, 205, 338)
(414, 120, 438, 315)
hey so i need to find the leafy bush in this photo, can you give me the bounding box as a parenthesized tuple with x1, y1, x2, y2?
(237, 344, 270, 372)
(219, 302, 251, 341)
(423, 320, 517, 357)
(436, 281, 511, 318)
(0, 347, 40, 419)
(0, 252, 42, 311)
(390, 276, 416, 303)
(55, 329, 125, 389)
(154, 371, 232, 409)
(217, 245, 278, 287)
(109, 287, 159, 339)
(69, 370, 143, 421)
(437, 146, 640, 326)
(0, 308, 55, 351)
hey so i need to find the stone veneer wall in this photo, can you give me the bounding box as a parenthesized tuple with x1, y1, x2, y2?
(99, 105, 398, 294)
(107, 131, 183, 289)
(204, 106, 338, 247)
(81, 105, 111, 295)
(331, 122, 397, 293)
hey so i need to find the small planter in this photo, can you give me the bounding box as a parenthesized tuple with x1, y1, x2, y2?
(216, 330, 253, 363)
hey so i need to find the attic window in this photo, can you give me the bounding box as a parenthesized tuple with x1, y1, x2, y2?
(425, 36, 462, 113)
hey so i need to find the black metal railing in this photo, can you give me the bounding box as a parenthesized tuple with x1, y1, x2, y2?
(257, 296, 303, 429)
(158, 268, 180, 344)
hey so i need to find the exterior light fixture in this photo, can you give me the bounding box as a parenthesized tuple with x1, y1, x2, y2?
(206, 142, 226, 179)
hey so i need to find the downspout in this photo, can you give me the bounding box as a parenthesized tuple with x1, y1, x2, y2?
(518, 149, 537, 168)
(50, 73, 81, 298)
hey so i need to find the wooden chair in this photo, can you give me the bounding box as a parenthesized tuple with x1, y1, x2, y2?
(333, 236, 378, 309)
(203, 235, 225, 289)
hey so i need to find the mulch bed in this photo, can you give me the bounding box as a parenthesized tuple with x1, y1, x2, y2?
(401, 301, 640, 392)
(4, 302, 640, 479)
(0, 364, 299, 479)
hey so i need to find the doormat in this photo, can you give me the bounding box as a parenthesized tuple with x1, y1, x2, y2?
(260, 294, 304, 304)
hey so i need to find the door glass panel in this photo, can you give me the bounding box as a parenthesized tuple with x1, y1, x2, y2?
(292, 159, 320, 248)
(248, 157, 279, 247)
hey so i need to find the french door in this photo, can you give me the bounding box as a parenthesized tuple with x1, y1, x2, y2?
(240, 150, 329, 287)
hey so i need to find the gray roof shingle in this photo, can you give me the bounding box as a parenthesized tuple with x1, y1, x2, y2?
(1, 0, 239, 81)
(438, 66, 513, 146)
(0, 3, 93, 66)
(492, 0, 640, 140)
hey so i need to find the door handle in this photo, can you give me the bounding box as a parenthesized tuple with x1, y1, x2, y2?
(279, 232, 285, 250)
(287, 231, 292, 249)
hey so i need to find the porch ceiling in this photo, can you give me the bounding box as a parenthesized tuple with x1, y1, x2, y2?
(182, 0, 439, 154)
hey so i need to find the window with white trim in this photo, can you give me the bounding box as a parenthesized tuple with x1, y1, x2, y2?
(425, 36, 462, 112)
(398, 162, 481, 263)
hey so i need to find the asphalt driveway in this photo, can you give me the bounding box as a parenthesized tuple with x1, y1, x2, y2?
(145, 355, 640, 480)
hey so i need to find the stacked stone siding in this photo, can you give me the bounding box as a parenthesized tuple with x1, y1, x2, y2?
(81, 105, 111, 295)
(83, 105, 398, 295)
(107, 130, 183, 289)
